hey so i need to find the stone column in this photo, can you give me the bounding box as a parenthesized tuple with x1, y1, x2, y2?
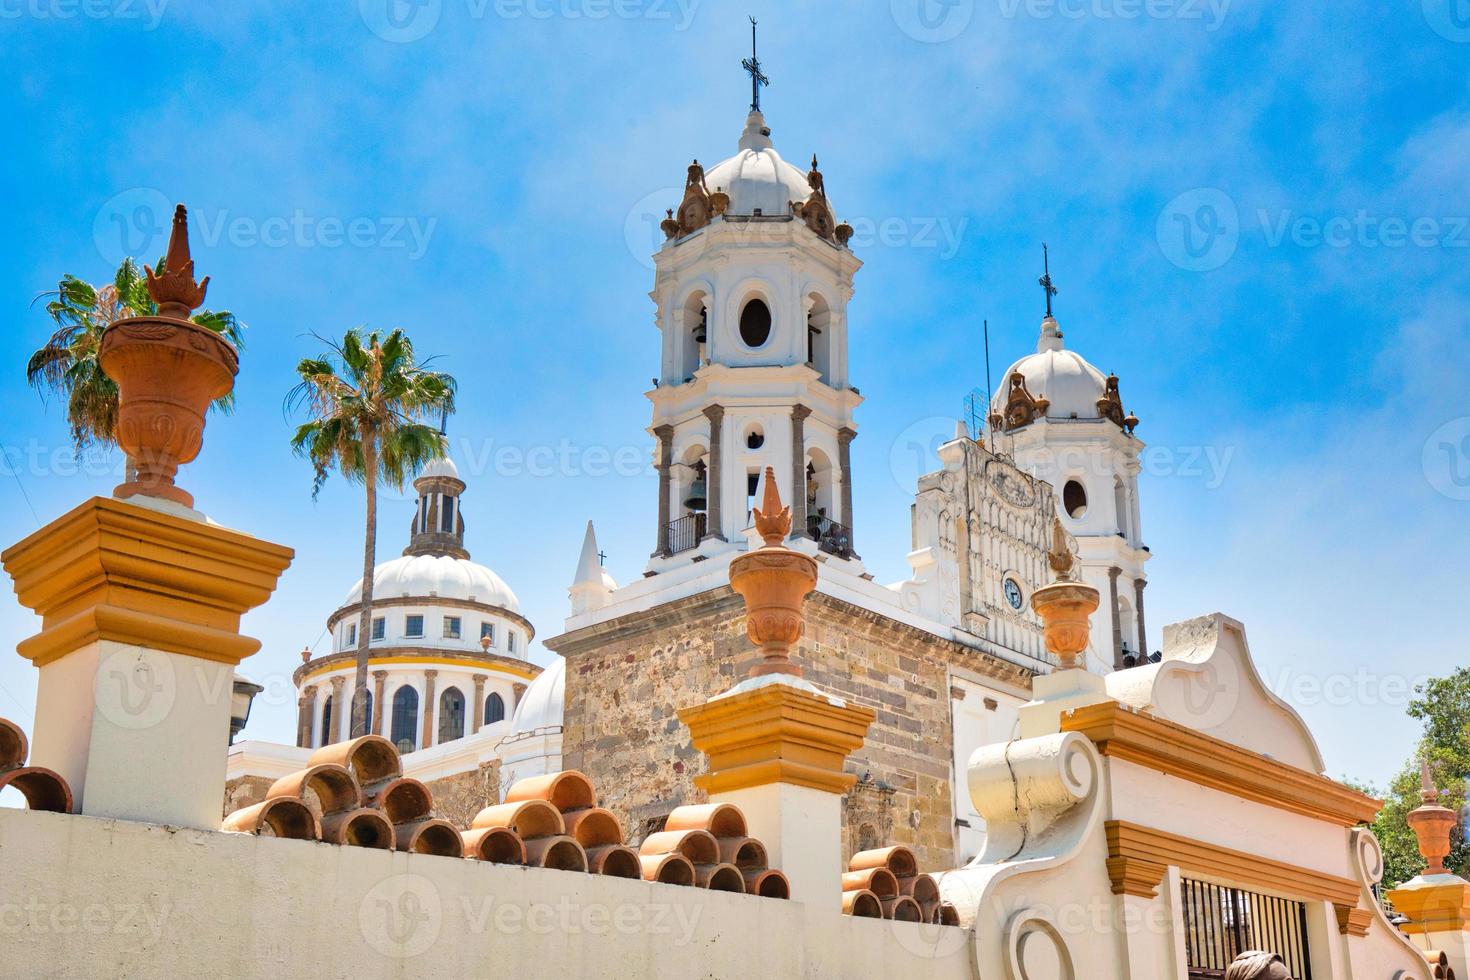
(371, 671, 387, 735)
(421, 670, 438, 751)
(1133, 578, 1148, 659)
(837, 427, 857, 554)
(653, 424, 675, 557)
(330, 676, 348, 744)
(790, 405, 811, 538)
(296, 686, 316, 748)
(472, 674, 488, 732)
(702, 405, 726, 542)
(1108, 567, 1124, 670)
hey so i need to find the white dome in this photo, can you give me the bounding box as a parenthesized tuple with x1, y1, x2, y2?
(419, 456, 460, 481)
(991, 316, 1111, 421)
(509, 656, 564, 733)
(345, 553, 520, 612)
(703, 111, 824, 218)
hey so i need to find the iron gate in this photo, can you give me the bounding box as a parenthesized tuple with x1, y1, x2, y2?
(1181, 878, 1312, 979)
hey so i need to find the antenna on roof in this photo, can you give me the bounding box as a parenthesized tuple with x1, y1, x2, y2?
(742, 16, 770, 113)
(983, 318, 995, 452)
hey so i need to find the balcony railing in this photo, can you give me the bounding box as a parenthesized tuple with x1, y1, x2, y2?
(665, 513, 707, 555)
(804, 515, 854, 559)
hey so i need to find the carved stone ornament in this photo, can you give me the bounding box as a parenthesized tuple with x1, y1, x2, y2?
(728, 466, 818, 678)
(1096, 374, 1126, 428)
(987, 460, 1037, 509)
(794, 154, 837, 241)
(1002, 372, 1050, 430)
(674, 159, 714, 237)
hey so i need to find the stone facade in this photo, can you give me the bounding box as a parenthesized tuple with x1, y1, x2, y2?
(548, 586, 1034, 869)
(223, 775, 275, 818)
(424, 761, 501, 829)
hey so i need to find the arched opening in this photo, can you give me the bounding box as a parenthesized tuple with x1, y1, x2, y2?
(438, 687, 466, 744)
(390, 686, 419, 754)
(484, 692, 506, 725)
(671, 444, 708, 553)
(739, 297, 772, 348)
(1113, 477, 1131, 540)
(857, 823, 879, 854)
(1063, 479, 1088, 519)
(806, 294, 833, 383)
(320, 695, 334, 747)
(1117, 595, 1138, 664)
(680, 292, 709, 382)
(805, 448, 837, 538)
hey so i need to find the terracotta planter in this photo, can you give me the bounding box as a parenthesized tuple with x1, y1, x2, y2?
(729, 548, 818, 676)
(99, 317, 238, 509)
(1029, 581, 1100, 670)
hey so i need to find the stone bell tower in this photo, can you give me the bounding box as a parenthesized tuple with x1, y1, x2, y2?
(645, 106, 864, 573)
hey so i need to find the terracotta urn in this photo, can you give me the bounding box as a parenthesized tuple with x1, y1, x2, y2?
(1030, 581, 1100, 670)
(1407, 762, 1458, 875)
(98, 203, 238, 509)
(728, 467, 817, 678)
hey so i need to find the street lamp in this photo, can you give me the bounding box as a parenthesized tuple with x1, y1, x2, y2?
(230, 673, 264, 745)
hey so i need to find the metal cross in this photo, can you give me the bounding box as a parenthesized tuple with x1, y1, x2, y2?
(1038, 242, 1059, 317)
(598, 550, 608, 566)
(742, 17, 769, 113)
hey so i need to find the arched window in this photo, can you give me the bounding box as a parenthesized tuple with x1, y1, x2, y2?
(1113, 477, 1131, 540)
(438, 687, 466, 744)
(485, 692, 506, 725)
(739, 297, 772, 348)
(320, 695, 334, 747)
(390, 685, 419, 754)
(1063, 479, 1088, 519)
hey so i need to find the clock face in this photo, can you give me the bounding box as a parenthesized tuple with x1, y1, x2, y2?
(1004, 579, 1025, 611)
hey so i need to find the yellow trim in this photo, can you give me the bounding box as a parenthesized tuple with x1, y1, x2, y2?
(1063, 701, 1381, 827)
(1385, 880, 1470, 934)
(299, 655, 538, 684)
(1106, 820, 1360, 908)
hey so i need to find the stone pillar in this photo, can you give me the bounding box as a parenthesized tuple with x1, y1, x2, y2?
(330, 675, 348, 744)
(296, 685, 316, 748)
(702, 405, 726, 542)
(1133, 578, 1148, 658)
(790, 405, 811, 538)
(472, 674, 488, 732)
(371, 671, 387, 735)
(653, 424, 674, 557)
(1108, 566, 1124, 670)
(837, 427, 856, 554)
(421, 670, 438, 751)
(2, 498, 293, 830)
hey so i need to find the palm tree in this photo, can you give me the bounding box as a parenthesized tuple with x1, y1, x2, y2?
(288, 328, 456, 741)
(27, 257, 245, 456)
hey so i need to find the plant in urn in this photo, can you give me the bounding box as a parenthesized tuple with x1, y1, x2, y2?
(1030, 518, 1100, 670)
(728, 467, 818, 678)
(98, 204, 239, 508)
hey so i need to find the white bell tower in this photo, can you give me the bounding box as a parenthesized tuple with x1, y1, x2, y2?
(645, 98, 863, 574)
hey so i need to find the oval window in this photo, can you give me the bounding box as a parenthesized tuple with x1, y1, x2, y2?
(1063, 480, 1088, 519)
(739, 298, 773, 348)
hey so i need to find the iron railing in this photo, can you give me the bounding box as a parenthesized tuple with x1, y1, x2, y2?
(804, 515, 854, 558)
(665, 513, 707, 555)
(1182, 878, 1312, 980)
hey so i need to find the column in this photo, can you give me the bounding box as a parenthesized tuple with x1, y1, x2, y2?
(421, 670, 438, 751)
(330, 675, 348, 744)
(790, 405, 811, 537)
(472, 674, 488, 733)
(702, 406, 726, 541)
(1108, 567, 1124, 670)
(371, 671, 387, 735)
(1133, 579, 1148, 659)
(837, 427, 857, 554)
(296, 686, 315, 748)
(654, 424, 674, 557)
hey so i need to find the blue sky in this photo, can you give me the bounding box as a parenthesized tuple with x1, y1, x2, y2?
(1, 0, 1467, 791)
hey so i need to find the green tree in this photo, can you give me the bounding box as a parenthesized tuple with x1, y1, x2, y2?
(26, 258, 244, 456)
(288, 328, 455, 742)
(1363, 667, 1470, 888)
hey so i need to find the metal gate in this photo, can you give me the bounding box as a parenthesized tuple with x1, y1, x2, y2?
(1181, 878, 1312, 979)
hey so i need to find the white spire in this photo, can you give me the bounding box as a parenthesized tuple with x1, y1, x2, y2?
(1037, 314, 1064, 353)
(569, 521, 614, 615)
(739, 110, 773, 152)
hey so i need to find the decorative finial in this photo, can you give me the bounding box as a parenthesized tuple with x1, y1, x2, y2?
(1421, 758, 1441, 805)
(742, 16, 770, 113)
(1046, 517, 1077, 582)
(751, 466, 792, 546)
(811, 153, 818, 170)
(1038, 242, 1058, 319)
(300, 646, 311, 664)
(481, 635, 492, 653)
(145, 203, 210, 320)
(1028, 517, 1099, 670)
(728, 465, 817, 677)
(1406, 758, 1458, 876)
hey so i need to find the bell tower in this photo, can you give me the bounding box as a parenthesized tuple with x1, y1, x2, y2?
(645, 62, 863, 573)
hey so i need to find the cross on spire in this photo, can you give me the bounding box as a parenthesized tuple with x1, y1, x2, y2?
(1038, 242, 1059, 318)
(742, 16, 769, 113)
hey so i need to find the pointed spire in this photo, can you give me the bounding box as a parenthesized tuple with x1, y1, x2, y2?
(1421, 758, 1441, 805)
(570, 520, 614, 615)
(1406, 758, 1458, 877)
(145, 203, 210, 319)
(752, 466, 792, 546)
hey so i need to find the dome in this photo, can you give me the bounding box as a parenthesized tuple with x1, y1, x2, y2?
(703, 111, 825, 218)
(418, 456, 460, 481)
(509, 656, 564, 733)
(345, 553, 520, 612)
(991, 316, 1111, 421)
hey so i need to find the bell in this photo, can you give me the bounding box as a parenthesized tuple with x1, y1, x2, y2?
(683, 476, 707, 512)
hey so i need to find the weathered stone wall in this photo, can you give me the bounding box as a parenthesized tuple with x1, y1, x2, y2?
(548, 587, 1033, 869)
(223, 775, 274, 818)
(424, 761, 501, 829)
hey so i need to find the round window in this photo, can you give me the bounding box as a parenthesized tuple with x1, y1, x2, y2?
(739, 298, 773, 348)
(746, 427, 765, 450)
(1063, 480, 1088, 519)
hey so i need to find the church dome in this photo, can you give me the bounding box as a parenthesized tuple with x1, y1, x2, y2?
(419, 456, 460, 481)
(704, 111, 826, 218)
(508, 655, 565, 733)
(991, 316, 1112, 422)
(345, 554, 520, 612)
